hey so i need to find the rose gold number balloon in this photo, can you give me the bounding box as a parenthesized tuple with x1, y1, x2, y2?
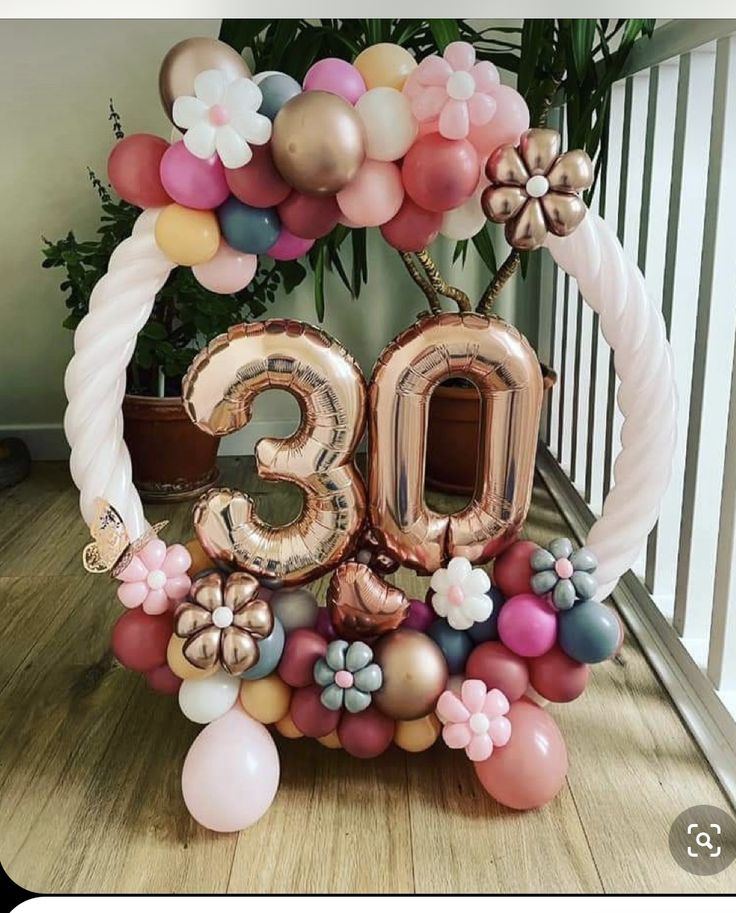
(368, 313, 542, 574)
(183, 320, 367, 585)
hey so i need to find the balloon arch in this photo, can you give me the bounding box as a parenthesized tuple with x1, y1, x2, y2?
(65, 36, 676, 831)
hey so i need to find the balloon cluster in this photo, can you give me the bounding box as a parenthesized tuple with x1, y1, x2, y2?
(107, 37, 530, 294)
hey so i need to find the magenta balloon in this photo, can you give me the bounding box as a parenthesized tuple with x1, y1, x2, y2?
(192, 241, 257, 293)
(181, 706, 279, 832)
(402, 599, 434, 632)
(380, 197, 442, 251)
(497, 593, 558, 658)
(159, 141, 230, 210)
(468, 84, 530, 157)
(474, 699, 567, 809)
(402, 135, 479, 213)
(267, 227, 314, 261)
(278, 192, 341, 239)
(303, 58, 367, 104)
(336, 160, 404, 227)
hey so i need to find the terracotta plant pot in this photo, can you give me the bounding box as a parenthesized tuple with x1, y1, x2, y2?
(122, 394, 219, 503)
(426, 366, 556, 496)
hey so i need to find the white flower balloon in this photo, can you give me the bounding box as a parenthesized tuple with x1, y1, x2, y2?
(430, 556, 493, 630)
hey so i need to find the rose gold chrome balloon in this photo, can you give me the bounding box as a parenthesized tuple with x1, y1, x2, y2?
(183, 320, 367, 585)
(159, 37, 251, 121)
(372, 629, 448, 721)
(368, 313, 543, 574)
(271, 91, 365, 195)
(328, 561, 410, 640)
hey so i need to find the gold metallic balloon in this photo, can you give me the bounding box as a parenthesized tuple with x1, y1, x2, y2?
(368, 313, 543, 574)
(159, 37, 251, 121)
(482, 128, 592, 251)
(372, 629, 448, 721)
(328, 561, 409, 640)
(183, 320, 367, 585)
(271, 91, 365, 195)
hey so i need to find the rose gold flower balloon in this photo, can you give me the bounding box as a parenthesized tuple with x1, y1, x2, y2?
(328, 561, 410, 640)
(271, 91, 366, 195)
(183, 320, 367, 585)
(368, 313, 543, 574)
(481, 127, 593, 251)
(372, 629, 448, 720)
(159, 38, 251, 122)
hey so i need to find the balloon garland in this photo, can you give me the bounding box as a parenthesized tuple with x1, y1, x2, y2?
(63, 36, 676, 832)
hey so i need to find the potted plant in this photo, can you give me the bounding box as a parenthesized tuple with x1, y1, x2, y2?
(43, 105, 304, 501)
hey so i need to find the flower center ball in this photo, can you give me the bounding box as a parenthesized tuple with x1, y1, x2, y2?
(208, 104, 230, 126)
(469, 713, 490, 735)
(146, 570, 167, 590)
(212, 606, 234, 628)
(447, 584, 465, 607)
(335, 670, 354, 689)
(446, 71, 476, 101)
(554, 557, 574, 579)
(525, 174, 549, 198)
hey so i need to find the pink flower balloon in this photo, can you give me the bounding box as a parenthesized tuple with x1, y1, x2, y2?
(337, 160, 404, 227)
(436, 679, 511, 762)
(159, 141, 230, 210)
(182, 706, 280, 832)
(192, 241, 258, 293)
(115, 539, 192, 615)
(267, 227, 314, 261)
(303, 58, 367, 104)
(497, 593, 558, 658)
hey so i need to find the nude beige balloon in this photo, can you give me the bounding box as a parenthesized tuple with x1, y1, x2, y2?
(182, 320, 367, 585)
(271, 91, 366, 195)
(159, 37, 251, 121)
(367, 313, 543, 574)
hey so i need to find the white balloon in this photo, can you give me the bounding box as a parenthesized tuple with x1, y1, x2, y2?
(178, 670, 241, 724)
(440, 189, 487, 240)
(355, 87, 418, 162)
(253, 70, 280, 86)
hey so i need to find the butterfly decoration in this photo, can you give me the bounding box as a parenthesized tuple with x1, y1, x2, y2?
(82, 498, 168, 576)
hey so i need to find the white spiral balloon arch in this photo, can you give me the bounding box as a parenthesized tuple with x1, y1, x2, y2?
(64, 208, 676, 598)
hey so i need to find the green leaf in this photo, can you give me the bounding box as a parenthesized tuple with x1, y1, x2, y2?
(570, 19, 597, 79)
(219, 19, 269, 53)
(471, 226, 497, 275)
(428, 19, 460, 51)
(313, 244, 326, 322)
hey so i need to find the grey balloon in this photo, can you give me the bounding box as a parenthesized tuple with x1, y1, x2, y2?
(271, 587, 319, 633)
(558, 600, 620, 664)
(258, 72, 302, 120)
(240, 617, 285, 680)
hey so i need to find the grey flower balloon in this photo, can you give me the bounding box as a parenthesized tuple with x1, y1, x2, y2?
(313, 639, 383, 713)
(530, 537, 598, 610)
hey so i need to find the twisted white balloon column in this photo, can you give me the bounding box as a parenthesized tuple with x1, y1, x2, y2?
(64, 210, 174, 540)
(545, 212, 677, 600)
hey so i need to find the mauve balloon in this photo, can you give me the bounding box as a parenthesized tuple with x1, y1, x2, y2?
(402, 135, 479, 213)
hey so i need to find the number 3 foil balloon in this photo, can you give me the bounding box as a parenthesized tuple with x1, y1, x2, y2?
(368, 313, 543, 574)
(182, 320, 367, 585)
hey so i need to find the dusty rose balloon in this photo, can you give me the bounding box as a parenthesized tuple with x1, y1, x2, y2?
(267, 227, 314, 261)
(402, 135, 479, 213)
(278, 629, 327, 688)
(337, 160, 404, 227)
(159, 141, 229, 210)
(108, 134, 172, 208)
(303, 57, 366, 104)
(380, 198, 442, 252)
(493, 539, 538, 597)
(290, 684, 341, 738)
(465, 641, 529, 702)
(225, 144, 291, 208)
(182, 706, 279, 832)
(338, 705, 395, 758)
(498, 593, 558, 658)
(146, 663, 182, 695)
(474, 699, 567, 809)
(469, 84, 530, 157)
(278, 192, 341, 239)
(528, 645, 589, 703)
(111, 607, 173, 673)
(192, 241, 257, 293)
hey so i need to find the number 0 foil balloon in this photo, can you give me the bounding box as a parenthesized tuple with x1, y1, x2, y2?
(368, 313, 543, 573)
(183, 320, 367, 584)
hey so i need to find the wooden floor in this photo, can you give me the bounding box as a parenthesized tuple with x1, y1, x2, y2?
(1, 457, 735, 894)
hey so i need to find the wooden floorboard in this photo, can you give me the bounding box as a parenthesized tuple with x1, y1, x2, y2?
(1, 459, 735, 893)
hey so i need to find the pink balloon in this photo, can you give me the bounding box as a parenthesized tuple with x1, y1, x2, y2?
(192, 241, 257, 293)
(465, 641, 529, 702)
(181, 705, 279, 832)
(402, 599, 434, 632)
(402, 135, 479, 213)
(474, 699, 567, 809)
(267, 227, 314, 261)
(380, 197, 442, 251)
(278, 192, 341, 239)
(497, 593, 558, 658)
(337, 160, 404, 227)
(159, 141, 230, 210)
(303, 58, 366, 104)
(468, 84, 530, 157)
(493, 539, 538, 597)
